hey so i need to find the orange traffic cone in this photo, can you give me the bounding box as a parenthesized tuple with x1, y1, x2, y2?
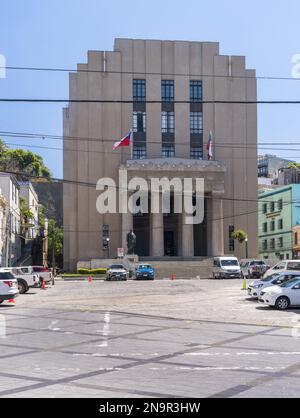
(41, 279, 46, 290)
(171, 274, 176, 281)
(88, 275, 93, 284)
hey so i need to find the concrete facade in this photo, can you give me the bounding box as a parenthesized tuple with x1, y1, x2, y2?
(19, 182, 39, 240)
(0, 174, 21, 266)
(63, 38, 258, 271)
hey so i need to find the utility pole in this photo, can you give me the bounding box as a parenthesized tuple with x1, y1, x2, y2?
(43, 218, 48, 267)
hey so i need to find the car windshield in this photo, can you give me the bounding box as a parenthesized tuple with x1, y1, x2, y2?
(261, 273, 280, 282)
(280, 278, 300, 288)
(110, 265, 125, 269)
(221, 260, 238, 267)
(139, 265, 152, 269)
(0, 272, 15, 280)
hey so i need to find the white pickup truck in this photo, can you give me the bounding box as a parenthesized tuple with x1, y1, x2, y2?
(0, 267, 39, 294)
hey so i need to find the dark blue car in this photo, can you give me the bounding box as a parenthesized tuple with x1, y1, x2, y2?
(135, 264, 155, 280)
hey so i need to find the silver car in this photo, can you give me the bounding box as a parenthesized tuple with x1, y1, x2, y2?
(248, 271, 300, 299)
(106, 264, 128, 281)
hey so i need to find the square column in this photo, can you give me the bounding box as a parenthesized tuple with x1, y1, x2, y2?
(181, 212, 194, 257)
(122, 212, 133, 252)
(151, 212, 164, 257)
(211, 196, 224, 256)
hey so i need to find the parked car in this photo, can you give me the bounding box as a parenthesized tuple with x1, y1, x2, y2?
(260, 277, 300, 310)
(32, 266, 54, 285)
(135, 264, 155, 280)
(0, 272, 19, 304)
(247, 271, 300, 298)
(240, 259, 270, 279)
(263, 260, 300, 278)
(106, 265, 128, 281)
(0, 267, 39, 294)
(213, 257, 241, 279)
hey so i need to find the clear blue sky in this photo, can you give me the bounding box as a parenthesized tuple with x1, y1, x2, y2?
(1, 0, 300, 177)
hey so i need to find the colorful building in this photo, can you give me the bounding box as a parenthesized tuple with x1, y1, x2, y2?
(258, 185, 300, 260)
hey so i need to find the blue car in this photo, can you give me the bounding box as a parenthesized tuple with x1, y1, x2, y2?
(135, 264, 155, 280)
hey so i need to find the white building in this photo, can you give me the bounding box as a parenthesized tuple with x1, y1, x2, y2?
(19, 182, 39, 240)
(0, 174, 21, 266)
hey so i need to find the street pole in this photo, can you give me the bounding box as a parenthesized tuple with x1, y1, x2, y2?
(245, 237, 249, 259)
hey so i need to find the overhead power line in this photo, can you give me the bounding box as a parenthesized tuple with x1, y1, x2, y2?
(2, 130, 300, 149)
(1, 99, 300, 104)
(0, 167, 296, 206)
(1, 65, 300, 82)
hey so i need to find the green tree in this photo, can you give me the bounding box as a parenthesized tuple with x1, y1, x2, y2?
(0, 139, 51, 180)
(231, 229, 247, 244)
(48, 219, 63, 268)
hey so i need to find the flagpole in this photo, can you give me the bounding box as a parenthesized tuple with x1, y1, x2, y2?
(130, 129, 133, 160)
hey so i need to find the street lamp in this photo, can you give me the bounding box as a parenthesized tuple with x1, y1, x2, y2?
(245, 237, 249, 259)
(106, 237, 110, 258)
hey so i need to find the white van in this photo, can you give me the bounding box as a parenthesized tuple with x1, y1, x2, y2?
(263, 260, 300, 279)
(213, 257, 241, 279)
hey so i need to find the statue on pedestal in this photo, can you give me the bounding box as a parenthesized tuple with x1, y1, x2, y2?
(127, 229, 136, 255)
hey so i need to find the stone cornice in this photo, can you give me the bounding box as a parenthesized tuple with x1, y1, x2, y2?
(122, 158, 226, 172)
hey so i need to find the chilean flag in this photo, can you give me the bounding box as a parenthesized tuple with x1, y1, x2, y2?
(207, 130, 213, 160)
(113, 131, 132, 150)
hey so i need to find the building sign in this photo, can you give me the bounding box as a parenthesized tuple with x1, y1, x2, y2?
(117, 248, 124, 258)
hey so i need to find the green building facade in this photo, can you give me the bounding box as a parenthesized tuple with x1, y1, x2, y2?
(258, 185, 300, 260)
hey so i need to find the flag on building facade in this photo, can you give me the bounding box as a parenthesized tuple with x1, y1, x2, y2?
(207, 130, 213, 160)
(113, 131, 132, 150)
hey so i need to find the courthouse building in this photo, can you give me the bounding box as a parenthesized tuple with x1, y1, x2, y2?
(63, 38, 258, 271)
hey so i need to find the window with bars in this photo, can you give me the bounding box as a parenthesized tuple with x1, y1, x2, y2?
(190, 112, 203, 134)
(162, 80, 174, 102)
(162, 111, 175, 133)
(229, 225, 235, 251)
(190, 147, 202, 160)
(133, 111, 146, 132)
(190, 80, 202, 102)
(133, 146, 146, 160)
(162, 144, 175, 158)
(133, 79, 146, 102)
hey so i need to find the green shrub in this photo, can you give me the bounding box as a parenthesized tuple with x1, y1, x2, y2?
(77, 268, 107, 275)
(77, 268, 90, 275)
(90, 268, 107, 275)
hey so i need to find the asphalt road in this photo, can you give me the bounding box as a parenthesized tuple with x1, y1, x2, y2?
(0, 278, 300, 398)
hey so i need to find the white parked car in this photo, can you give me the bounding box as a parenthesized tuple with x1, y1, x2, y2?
(0, 272, 19, 304)
(106, 264, 128, 281)
(0, 267, 39, 294)
(213, 257, 241, 279)
(260, 277, 300, 310)
(263, 260, 300, 278)
(248, 271, 300, 298)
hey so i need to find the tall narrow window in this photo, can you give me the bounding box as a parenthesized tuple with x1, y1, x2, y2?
(190, 112, 203, 134)
(133, 79, 146, 102)
(162, 144, 175, 158)
(162, 111, 175, 133)
(190, 81, 202, 102)
(229, 225, 235, 251)
(133, 111, 146, 132)
(162, 80, 174, 102)
(133, 145, 147, 160)
(190, 147, 202, 160)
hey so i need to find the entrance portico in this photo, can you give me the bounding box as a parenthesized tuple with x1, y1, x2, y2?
(120, 158, 226, 257)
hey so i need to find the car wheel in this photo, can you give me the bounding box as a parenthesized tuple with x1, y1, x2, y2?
(0, 300, 3, 304)
(275, 296, 290, 310)
(18, 280, 27, 295)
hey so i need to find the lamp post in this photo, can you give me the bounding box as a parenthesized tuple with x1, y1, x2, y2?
(106, 237, 110, 258)
(245, 237, 249, 259)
